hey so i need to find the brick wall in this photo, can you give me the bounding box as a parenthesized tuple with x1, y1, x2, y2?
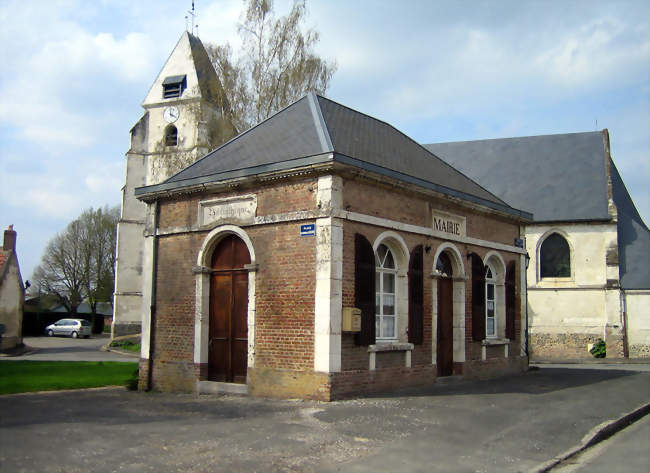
(145, 171, 527, 398)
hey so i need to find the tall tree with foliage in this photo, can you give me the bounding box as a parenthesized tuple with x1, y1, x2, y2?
(207, 0, 336, 132)
(32, 206, 119, 315)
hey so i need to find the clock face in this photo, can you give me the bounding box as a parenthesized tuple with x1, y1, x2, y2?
(164, 106, 180, 123)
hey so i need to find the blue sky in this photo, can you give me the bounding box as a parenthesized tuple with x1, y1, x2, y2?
(1, 0, 649, 281)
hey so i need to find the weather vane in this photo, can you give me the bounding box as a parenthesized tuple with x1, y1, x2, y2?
(185, 1, 199, 36)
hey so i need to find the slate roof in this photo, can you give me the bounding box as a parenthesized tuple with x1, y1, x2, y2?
(425, 132, 610, 222)
(425, 132, 649, 290)
(136, 94, 530, 219)
(187, 33, 231, 110)
(610, 162, 650, 290)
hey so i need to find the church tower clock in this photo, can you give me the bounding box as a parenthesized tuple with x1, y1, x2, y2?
(112, 31, 237, 337)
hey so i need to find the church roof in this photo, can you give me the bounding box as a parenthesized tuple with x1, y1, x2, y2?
(424, 131, 611, 222)
(142, 31, 230, 110)
(425, 132, 649, 290)
(610, 162, 650, 290)
(135, 93, 530, 219)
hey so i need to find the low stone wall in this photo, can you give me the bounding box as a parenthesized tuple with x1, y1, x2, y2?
(530, 333, 601, 360)
(629, 344, 650, 358)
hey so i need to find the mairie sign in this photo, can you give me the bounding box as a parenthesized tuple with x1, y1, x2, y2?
(432, 210, 466, 238)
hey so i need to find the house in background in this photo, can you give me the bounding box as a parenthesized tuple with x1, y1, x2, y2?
(426, 130, 650, 359)
(0, 226, 25, 351)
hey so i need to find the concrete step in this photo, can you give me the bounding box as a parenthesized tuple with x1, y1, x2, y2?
(198, 380, 248, 395)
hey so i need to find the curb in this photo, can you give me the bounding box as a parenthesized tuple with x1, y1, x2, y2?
(102, 346, 139, 358)
(531, 359, 650, 365)
(529, 402, 650, 473)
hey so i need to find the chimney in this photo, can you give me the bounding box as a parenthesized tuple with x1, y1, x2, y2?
(3, 225, 16, 251)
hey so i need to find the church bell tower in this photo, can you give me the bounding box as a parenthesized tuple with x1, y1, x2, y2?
(112, 31, 237, 337)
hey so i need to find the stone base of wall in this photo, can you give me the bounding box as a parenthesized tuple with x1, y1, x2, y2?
(248, 367, 330, 400)
(138, 358, 197, 392)
(462, 356, 528, 380)
(112, 322, 141, 338)
(629, 344, 650, 358)
(530, 333, 601, 360)
(138, 358, 149, 391)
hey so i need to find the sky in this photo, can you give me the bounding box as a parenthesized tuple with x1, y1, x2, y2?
(1, 0, 649, 281)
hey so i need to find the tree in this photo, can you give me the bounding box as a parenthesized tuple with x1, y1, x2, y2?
(207, 0, 336, 132)
(32, 206, 119, 315)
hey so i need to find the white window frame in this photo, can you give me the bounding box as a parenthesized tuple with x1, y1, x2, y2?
(485, 263, 497, 338)
(376, 244, 398, 341)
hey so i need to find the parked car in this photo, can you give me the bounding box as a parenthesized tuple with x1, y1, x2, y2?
(45, 319, 92, 338)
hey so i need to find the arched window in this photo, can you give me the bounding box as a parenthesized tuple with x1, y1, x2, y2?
(540, 233, 570, 278)
(436, 251, 453, 276)
(165, 124, 178, 147)
(376, 244, 397, 340)
(485, 263, 497, 338)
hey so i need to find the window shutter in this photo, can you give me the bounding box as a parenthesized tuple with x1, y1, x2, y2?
(408, 245, 424, 345)
(355, 233, 376, 346)
(471, 253, 485, 341)
(506, 261, 516, 340)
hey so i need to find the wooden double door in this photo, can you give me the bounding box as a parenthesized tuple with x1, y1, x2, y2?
(209, 235, 250, 383)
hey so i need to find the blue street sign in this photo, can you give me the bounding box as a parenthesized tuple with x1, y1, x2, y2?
(300, 224, 315, 236)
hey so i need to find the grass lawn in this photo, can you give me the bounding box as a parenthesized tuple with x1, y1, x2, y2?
(0, 361, 138, 395)
(109, 339, 141, 353)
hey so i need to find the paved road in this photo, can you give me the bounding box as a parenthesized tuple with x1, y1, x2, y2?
(0, 366, 648, 473)
(553, 415, 650, 473)
(0, 336, 137, 362)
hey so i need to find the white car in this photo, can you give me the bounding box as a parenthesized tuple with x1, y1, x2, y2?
(45, 319, 92, 338)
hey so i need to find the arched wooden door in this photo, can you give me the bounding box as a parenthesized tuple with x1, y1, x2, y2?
(209, 234, 250, 383)
(436, 252, 454, 377)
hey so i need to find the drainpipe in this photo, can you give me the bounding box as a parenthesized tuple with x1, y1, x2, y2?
(621, 289, 629, 358)
(146, 201, 160, 391)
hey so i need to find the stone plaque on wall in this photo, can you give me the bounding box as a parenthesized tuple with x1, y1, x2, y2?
(199, 194, 257, 227)
(432, 210, 466, 238)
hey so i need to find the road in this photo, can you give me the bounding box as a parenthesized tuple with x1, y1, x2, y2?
(0, 335, 137, 362)
(0, 365, 648, 473)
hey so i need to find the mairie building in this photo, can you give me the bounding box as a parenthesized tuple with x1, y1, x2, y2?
(114, 32, 648, 400)
(132, 92, 531, 399)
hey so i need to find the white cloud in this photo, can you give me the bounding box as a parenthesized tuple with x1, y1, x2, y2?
(533, 19, 650, 87)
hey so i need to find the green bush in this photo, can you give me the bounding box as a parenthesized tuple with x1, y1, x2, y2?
(590, 339, 606, 358)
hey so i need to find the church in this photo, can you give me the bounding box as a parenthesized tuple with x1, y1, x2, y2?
(113, 32, 648, 399)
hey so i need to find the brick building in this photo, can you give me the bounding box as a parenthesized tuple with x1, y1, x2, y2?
(134, 93, 531, 400)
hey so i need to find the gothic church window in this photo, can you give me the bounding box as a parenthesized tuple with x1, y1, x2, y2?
(165, 125, 178, 147)
(162, 75, 187, 99)
(540, 233, 571, 278)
